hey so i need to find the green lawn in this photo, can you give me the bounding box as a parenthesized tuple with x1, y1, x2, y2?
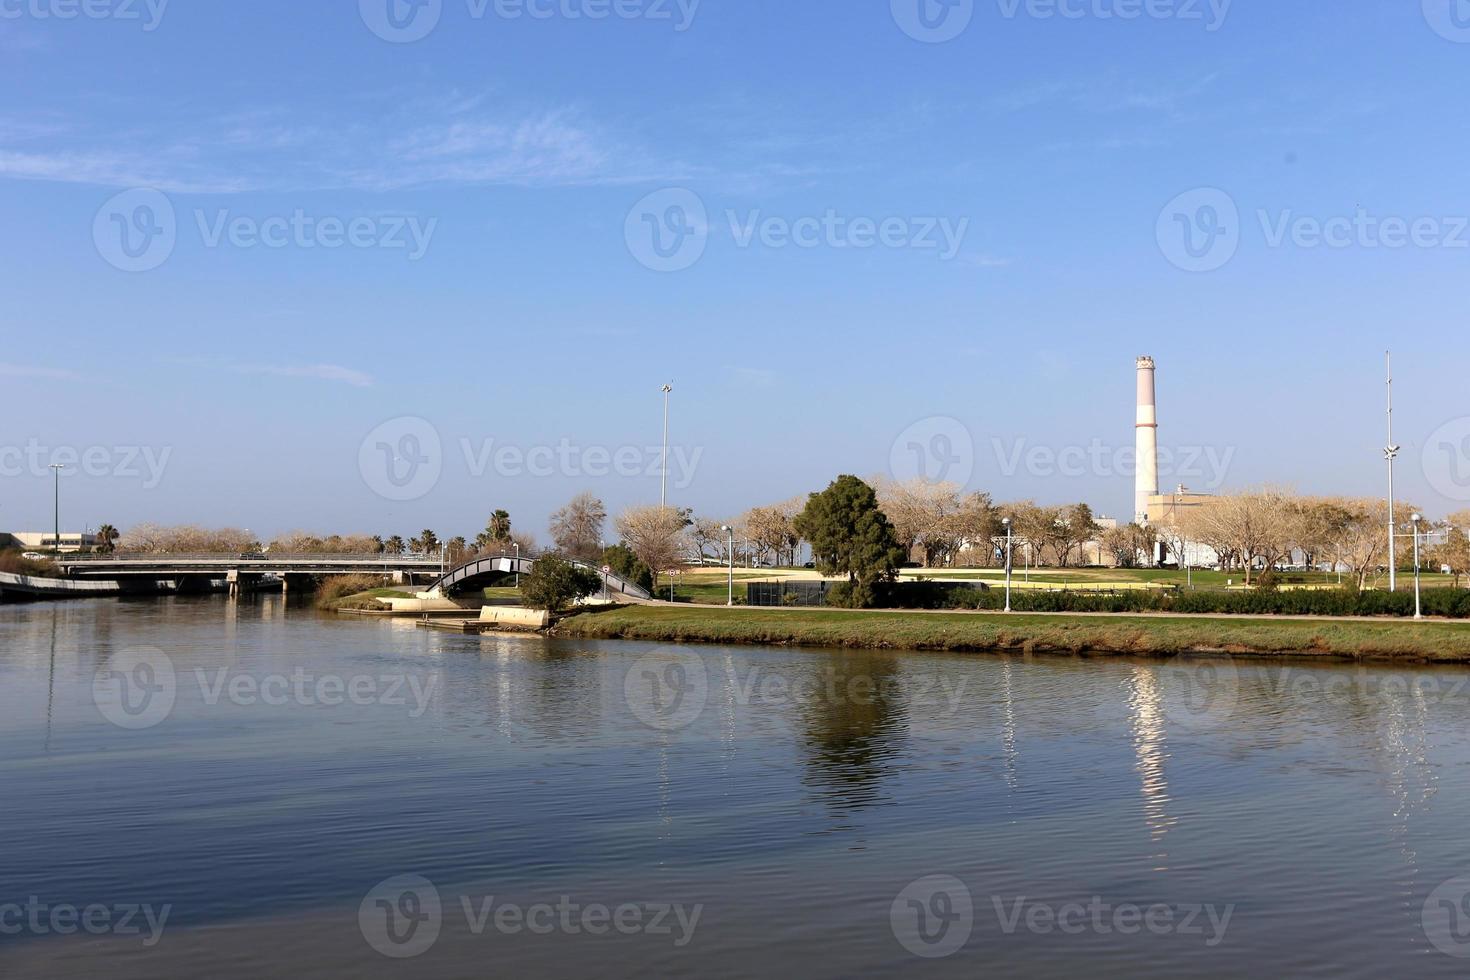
(556, 605, 1470, 661)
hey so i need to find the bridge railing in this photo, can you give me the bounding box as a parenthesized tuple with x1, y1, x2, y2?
(60, 553, 443, 563)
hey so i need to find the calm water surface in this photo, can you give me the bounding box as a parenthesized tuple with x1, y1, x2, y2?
(2, 596, 1469, 977)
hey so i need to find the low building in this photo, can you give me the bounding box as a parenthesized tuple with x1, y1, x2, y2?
(5, 531, 98, 554)
(1142, 486, 1220, 567)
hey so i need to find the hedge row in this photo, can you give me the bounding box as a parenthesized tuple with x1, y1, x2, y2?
(871, 582, 1470, 618)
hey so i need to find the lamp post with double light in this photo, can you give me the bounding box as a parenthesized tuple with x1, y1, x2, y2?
(1412, 512, 1424, 620)
(1002, 517, 1013, 613)
(722, 524, 734, 606)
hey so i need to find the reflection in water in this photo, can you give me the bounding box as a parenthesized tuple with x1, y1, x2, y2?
(1366, 673, 1438, 928)
(796, 654, 907, 820)
(1128, 666, 1176, 866)
(1000, 657, 1019, 793)
(44, 608, 58, 753)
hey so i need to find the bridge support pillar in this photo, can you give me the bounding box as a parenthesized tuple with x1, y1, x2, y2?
(227, 569, 240, 598)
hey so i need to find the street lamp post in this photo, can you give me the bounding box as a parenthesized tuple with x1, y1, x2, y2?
(1412, 513, 1424, 620)
(513, 541, 520, 587)
(722, 524, 734, 606)
(49, 464, 64, 555)
(1385, 352, 1400, 592)
(1002, 517, 1013, 613)
(660, 383, 673, 509)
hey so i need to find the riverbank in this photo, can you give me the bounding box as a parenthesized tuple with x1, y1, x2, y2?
(554, 605, 1470, 662)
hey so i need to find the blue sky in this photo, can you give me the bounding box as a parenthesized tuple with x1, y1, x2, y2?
(3, 1, 1470, 541)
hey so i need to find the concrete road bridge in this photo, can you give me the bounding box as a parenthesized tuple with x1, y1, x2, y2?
(57, 553, 446, 595)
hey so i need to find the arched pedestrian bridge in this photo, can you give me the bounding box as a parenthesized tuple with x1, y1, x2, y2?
(427, 554, 653, 602)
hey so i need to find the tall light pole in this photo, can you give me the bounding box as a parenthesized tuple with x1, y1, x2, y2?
(1412, 512, 1424, 620)
(1002, 517, 1013, 613)
(513, 541, 520, 588)
(660, 383, 673, 509)
(722, 524, 734, 606)
(49, 463, 64, 554)
(1385, 351, 1399, 592)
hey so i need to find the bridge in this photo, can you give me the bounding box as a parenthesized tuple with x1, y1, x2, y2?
(426, 554, 654, 602)
(46, 552, 655, 603)
(56, 553, 446, 596)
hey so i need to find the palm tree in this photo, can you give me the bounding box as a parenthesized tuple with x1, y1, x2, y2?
(384, 535, 406, 555)
(95, 524, 120, 554)
(414, 529, 440, 556)
(487, 510, 512, 544)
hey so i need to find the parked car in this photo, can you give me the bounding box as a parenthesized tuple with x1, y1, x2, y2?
(21, 552, 45, 560)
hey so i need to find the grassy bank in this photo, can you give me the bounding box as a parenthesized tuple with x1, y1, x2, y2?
(554, 605, 1470, 662)
(318, 588, 414, 611)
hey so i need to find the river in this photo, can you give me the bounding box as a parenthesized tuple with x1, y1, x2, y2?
(2, 596, 1468, 977)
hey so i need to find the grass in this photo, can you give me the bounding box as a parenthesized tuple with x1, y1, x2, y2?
(319, 587, 415, 611)
(555, 605, 1470, 662)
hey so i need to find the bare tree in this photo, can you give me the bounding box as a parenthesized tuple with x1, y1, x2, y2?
(120, 524, 256, 554)
(615, 506, 688, 587)
(741, 502, 800, 567)
(1101, 523, 1156, 569)
(549, 492, 607, 561)
(687, 517, 731, 563)
(1181, 488, 1307, 585)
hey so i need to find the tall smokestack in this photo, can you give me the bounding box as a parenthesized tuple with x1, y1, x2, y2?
(1135, 356, 1159, 525)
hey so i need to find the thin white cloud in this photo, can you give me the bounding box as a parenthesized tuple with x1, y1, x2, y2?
(0, 362, 80, 380)
(235, 364, 374, 388)
(0, 100, 684, 194)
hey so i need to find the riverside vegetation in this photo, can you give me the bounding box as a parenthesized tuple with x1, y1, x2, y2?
(555, 606, 1470, 662)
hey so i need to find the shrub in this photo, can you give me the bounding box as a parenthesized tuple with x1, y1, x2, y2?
(316, 574, 386, 607)
(0, 550, 58, 577)
(601, 544, 654, 593)
(522, 555, 602, 613)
